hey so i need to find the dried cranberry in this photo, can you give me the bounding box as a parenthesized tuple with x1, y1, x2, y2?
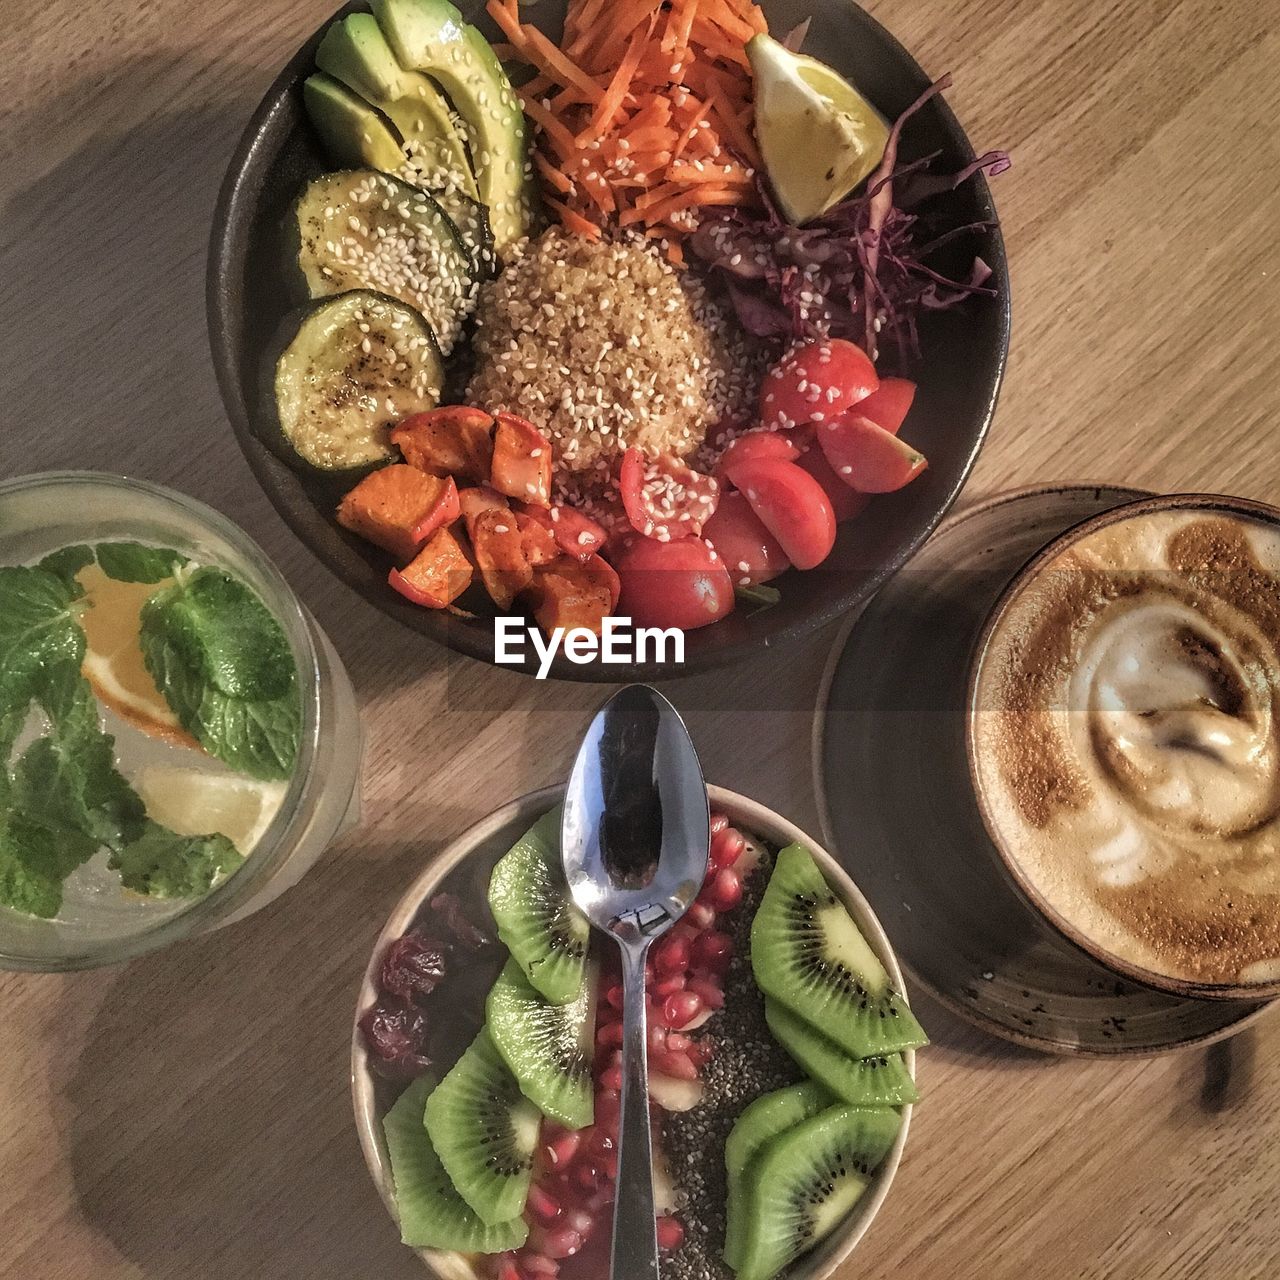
(360, 998, 431, 1076)
(430, 892, 491, 949)
(380, 932, 448, 1004)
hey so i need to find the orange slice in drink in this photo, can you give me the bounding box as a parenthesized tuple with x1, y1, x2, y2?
(76, 562, 200, 749)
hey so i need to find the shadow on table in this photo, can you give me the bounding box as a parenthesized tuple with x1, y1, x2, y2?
(52, 824, 472, 1279)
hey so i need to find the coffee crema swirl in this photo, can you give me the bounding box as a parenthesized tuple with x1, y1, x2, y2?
(972, 507, 1280, 988)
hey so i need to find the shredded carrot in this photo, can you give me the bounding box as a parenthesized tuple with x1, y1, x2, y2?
(545, 196, 603, 239)
(488, 0, 765, 254)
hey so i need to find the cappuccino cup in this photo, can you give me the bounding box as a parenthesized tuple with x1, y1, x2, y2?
(966, 493, 1280, 999)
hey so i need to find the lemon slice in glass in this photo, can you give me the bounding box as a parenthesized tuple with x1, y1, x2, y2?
(135, 768, 287, 855)
(747, 33, 889, 224)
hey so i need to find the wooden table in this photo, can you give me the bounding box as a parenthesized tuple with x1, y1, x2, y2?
(2, 0, 1278, 1275)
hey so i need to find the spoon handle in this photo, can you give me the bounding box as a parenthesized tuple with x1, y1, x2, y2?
(611, 933, 660, 1280)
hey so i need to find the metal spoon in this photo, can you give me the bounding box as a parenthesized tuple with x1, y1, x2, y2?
(562, 685, 710, 1280)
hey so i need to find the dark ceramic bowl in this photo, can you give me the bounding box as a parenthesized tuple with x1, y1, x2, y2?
(208, 0, 1009, 680)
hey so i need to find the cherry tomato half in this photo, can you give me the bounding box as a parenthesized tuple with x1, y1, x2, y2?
(701, 491, 790, 586)
(794, 446, 870, 523)
(611, 535, 735, 630)
(619, 448, 719, 541)
(818, 418, 929, 493)
(713, 430, 800, 482)
(759, 338, 879, 433)
(853, 376, 917, 435)
(719, 457, 836, 570)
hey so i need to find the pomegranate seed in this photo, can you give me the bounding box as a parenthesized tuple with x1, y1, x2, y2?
(601, 1063, 624, 1092)
(652, 932, 691, 975)
(687, 901, 716, 930)
(496, 1253, 521, 1280)
(647, 1022, 669, 1053)
(691, 930, 734, 972)
(600, 1150, 618, 1179)
(565, 1208, 595, 1236)
(663, 990, 704, 1029)
(527, 1183, 562, 1224)
(606, 984, 625, 1011)
(653, 1046, 699, 1080)
(665, 1032, 692, 1053)
(705, 868, 742, 912)
(652, 972, 687, 997)
(575, 1161, 605, 1192)
(710, 827, 745, 870)
(710, 810, 729, 834)
(657, 1216, 686, 1251)
(687, 975, 725, 1009)
(596, 1020, 624, 1049)
(595, 1090, 621, 1128)
(543, 1227, 584, 1259)
(586, 1183, 616, 1213)
(588, 1128, 615, 1157)
(687, 1038, 714, 1067)
(518, 1249, 559, 1276)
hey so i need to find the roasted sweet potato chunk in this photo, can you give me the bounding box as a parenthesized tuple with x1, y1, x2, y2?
(471, 509, 534, 610)
(490, 412, 552, 506)
(389, 527, 473, 608)
(336, 465, 460, 560)
(392, 407, 495, 481)
(515, 510, 560, 566)
(458, 485, 511, 541)
(528, 555, 619, 634)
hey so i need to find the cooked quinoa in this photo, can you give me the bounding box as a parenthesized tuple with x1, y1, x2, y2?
(467, 229, 762, 493)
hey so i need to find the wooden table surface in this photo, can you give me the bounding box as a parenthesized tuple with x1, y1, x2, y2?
(2, 0, 1278, 1275)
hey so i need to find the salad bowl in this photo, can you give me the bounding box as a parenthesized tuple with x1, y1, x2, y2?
(210, 0, 1009, 679)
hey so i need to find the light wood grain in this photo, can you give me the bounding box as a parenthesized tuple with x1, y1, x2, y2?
(1, 0, 1279, 1276)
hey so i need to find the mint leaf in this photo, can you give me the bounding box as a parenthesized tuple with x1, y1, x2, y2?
(39, 544, 94, 580)
(140, 567, 300, 781)
(95, 542, 187, 584)
(110, 819, 242, 898)
(0, 811, 97, 919)
(11, 733, 145, 854)
(141, 567, 293, 701)
(0, 567, 84, 716)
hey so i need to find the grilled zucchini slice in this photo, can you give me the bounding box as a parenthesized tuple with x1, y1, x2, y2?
(295, 169, 477, 355)
(274, 290, 443, 470)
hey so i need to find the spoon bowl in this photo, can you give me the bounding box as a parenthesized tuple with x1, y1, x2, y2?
(562, 685, 711, 1280)
(562, 685, 710, 932)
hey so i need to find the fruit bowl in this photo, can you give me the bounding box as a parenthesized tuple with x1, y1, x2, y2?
(350, 784, 914, 1279)
(209, 0, 1008, 680)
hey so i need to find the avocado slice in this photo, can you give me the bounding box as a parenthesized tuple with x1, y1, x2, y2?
(302, 73, 498, 279)
(303, 73, 407, 172)
(372, 0, 534, 256)
(316, 13, 478, 199)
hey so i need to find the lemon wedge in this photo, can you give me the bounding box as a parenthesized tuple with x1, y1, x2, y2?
(76, 562, 199, 748)
(747, 33, 889, 224)
(135, 767, 287, 855)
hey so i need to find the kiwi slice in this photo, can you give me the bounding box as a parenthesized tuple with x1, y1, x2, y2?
(487, 956, 594, 1130)
(751, 844, 928, 1058)
(488, 807, 590, 1005)
(425, 1026, 540, 1225)
(382, 1074, 528, 1252)
(765, 1000, 918, 1107)
(724, 1081, 834, 1270)
(734, 1102, 901, 1280)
